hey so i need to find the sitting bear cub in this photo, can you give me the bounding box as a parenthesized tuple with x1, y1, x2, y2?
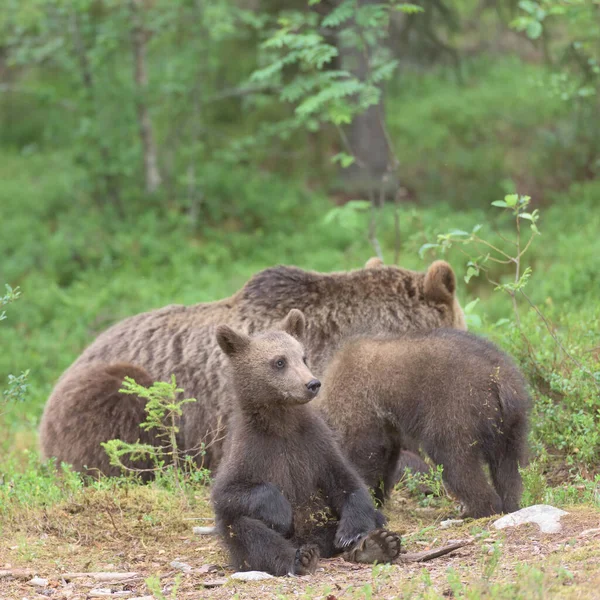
(211, 309, 401, 576)
(318, 329, 531, 518)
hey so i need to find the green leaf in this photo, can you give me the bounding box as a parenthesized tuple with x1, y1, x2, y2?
(494, 318, 511, 328)
(345, 199, 371, 211)
(464, 265, 479, 283)
(331, 152, 355, 168)
(491, 200, 508, 208)
(464, 298, 480, 313)
(466, 313, 482, 329)
(449, 229, 469, 237)
(394, 4, 425, 14)
(505, 194, 519, 207)
(519, 212, 533, 221)
(322, 0, 355, 28)
(418, 243, 439, 258)
(323, 207, 341, 224)
(526, 20, 543, 40)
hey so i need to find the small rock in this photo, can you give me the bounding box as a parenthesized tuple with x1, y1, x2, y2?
(169, 560, 192, 573)
(202, 578, 228, 588)
(579, 527, 600, 538)
(230, 571, 275, 582)
(196, 564, 218, 574)
(440, 519, 464, 529)
(193, 526, 216, 535)
(492, 505, 568, 534)
(28, 577, 48, 587)
(88, 590, 133, 597)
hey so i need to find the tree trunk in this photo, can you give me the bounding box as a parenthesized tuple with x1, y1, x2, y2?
(69, 10, 123, 213)
(129, 0, 162, 194)
(336, 0, 397, 199)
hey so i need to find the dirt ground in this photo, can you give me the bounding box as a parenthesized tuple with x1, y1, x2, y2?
(1, 487, 600, 600)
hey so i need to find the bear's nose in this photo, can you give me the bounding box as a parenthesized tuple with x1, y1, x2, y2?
(306, 379, 321, 394)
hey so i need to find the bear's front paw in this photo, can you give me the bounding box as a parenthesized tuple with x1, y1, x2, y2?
(293, 544, 320, 575)
(343, 529, 401, 564)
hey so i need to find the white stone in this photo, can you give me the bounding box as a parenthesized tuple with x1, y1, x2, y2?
(440, 519, 464, 529)
(28, 577, 48, 587)
(169, 560, 192, 573)
(492, 505, 568, 534)
(193, 526, 216, 535)
(230, 570, 275, 581)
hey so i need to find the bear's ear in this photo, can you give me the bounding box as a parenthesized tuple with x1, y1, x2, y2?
(281, 308, 306, 341)
(216, 325, 250, 357)
(423, 260, 456, 305)
(365, 257, 384, 269)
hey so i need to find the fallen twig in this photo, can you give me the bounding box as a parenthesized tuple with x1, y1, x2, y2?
(401, 538, 475, 562)
(62, 572, 139, 581)
(0, 569, 35, 579)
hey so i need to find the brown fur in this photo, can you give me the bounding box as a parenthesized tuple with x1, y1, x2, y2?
(40, 259, 466, 474)
(211, 310, 400, 576)
(40, 363, 160, 479)
(317, 329, 530, 518)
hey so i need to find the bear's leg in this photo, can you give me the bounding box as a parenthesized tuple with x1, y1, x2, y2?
(39, 363, 160, 479)
(224, 516, 318, 576)
(299, 522, 339, 558)
(488, 439, 525, 514)
(426, 445, 502, 518)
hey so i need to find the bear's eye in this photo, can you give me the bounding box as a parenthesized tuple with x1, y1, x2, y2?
(275, 358, 286, 369)
(303, 356, 308, 366)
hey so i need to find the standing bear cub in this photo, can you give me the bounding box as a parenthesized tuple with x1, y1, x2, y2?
(211, 309, 401, 576)
(317, 329, 531, 518)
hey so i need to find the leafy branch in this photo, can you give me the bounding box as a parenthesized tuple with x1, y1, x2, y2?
(422, 195, 599, 390)
(102, 376, 210, 491)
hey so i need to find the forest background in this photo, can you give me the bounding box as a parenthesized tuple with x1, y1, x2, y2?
(0, 1, 599, 598)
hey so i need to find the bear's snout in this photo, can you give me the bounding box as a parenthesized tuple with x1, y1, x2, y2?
(306, 379, 321, 396)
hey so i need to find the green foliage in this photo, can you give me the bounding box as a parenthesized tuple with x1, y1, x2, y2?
(0, 454, 84, 518)
(1, 285, 28, 414)
(101, 376, 208, 490)
(145, 573, 182, 600)
(248, 0, 405, 172)
(0, 284, 21, 322)
(1, 0, 600, 523)
(397, 464, 451, 509)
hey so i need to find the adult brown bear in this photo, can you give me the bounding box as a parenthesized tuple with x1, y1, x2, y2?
(39, 258, 466, 476)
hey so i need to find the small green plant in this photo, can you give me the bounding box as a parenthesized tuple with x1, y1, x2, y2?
(145, 573, 182, 600)
(446, 567, 465, 596)
(102, 376, 208, 491)
(398, 464, 450, 509)
(423, 195, 599, 391)
(0, 284, 21, 322)
(371, 562, 393, 593)
(520, 460, 549, 507)
(1, 285, 28, 415)
(481, 540, 502, 582)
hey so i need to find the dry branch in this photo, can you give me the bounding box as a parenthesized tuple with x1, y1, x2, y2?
(401, 537, 475, 562)
(0, 569, 35, 579)
(62, 572, 140, 581)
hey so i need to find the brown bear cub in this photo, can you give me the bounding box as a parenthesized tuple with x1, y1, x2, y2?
(211, 309, 401, 576)
(317, 329, 530, 518)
